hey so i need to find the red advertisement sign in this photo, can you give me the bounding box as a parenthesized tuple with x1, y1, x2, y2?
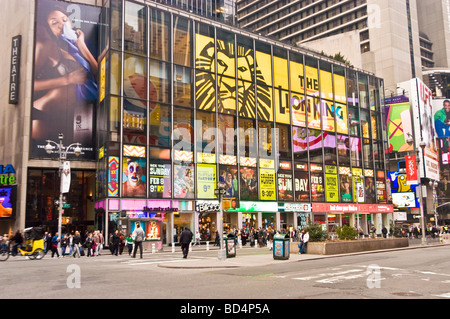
(405, 155, 418, 185)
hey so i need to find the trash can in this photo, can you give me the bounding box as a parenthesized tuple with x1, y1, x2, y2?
(273, 234, 290, 260)
(224, 234, 236, 258)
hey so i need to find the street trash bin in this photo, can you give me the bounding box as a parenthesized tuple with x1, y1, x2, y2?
(273, 233, 290, 260)
(224, 234, 236, 258)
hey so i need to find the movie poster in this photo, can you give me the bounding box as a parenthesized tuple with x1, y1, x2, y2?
(149, 163, 171, 198)
(278, 172, 293, 201)
(239, 167, 258, 201)
(260, 168, 276, 201)
(218, 166, 238, 198)
(122, 156, 147, 198)
(31, 0, 101, 159)
(197, 164, 216, 199)
(174, 163, 195, 199)
(325, 166, 339, 202)
(295, 171, 309, 202)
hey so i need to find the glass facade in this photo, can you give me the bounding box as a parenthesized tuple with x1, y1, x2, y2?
(97, 0, 388, 205)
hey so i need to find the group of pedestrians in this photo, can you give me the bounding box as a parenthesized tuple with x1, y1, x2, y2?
(43, 230, 105, 258)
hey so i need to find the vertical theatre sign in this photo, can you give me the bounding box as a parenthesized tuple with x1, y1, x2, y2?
(9, 35, 21, 104)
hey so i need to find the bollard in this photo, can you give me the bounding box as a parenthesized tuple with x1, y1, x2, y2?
(172, 242, 175, 253)
(152, 243, 156, 254)
(206, 241, 209, 251)
(255, 239, 258, 248)
(239, 238, 242, 249)
(189, 243, 192, 252)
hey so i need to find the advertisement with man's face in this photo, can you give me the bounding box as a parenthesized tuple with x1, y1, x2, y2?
(31, 0, 100, 159)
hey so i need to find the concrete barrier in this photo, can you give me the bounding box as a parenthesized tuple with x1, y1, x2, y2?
(291, 238, 409, 255)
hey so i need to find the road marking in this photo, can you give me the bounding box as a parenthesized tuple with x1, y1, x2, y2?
(293, 269, 364, 281)
(316, 272, 369, 284)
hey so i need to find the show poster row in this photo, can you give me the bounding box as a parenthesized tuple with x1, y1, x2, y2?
(108, 155, 385, 204)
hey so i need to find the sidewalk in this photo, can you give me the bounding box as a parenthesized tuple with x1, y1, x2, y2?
(157, 240, 450, 269)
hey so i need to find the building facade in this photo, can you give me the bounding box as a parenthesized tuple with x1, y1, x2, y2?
(0, 0, 392, 246)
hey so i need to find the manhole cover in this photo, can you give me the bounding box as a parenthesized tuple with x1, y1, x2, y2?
(391, 292, 422, 297)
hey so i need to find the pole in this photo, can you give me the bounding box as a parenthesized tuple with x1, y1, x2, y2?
(218, 192, 226, 260)
(416, 151, 427, 245)
(57, 136, 63, 255)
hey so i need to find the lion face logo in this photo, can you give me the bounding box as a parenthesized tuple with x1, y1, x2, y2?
(195, 35, 272, 121)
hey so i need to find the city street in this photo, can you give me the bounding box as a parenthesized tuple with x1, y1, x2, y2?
(1, 243, 450, 301)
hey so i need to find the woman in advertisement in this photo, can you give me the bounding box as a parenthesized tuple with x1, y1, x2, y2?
(32, 1, 99, 156)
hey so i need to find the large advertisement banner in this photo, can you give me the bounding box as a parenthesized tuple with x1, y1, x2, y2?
(385, 96, 413, 153)
(408, 79, 439, 180)
(31, 0, 100, 159)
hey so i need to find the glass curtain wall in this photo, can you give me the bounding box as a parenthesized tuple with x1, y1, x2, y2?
(96, 0, 387, 206)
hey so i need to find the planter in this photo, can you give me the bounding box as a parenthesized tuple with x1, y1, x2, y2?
(291, 238, 409, 255)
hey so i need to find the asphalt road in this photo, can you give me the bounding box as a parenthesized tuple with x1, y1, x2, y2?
(1, 245, 449, 301)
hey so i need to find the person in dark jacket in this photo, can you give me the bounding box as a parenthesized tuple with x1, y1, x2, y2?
(72, 231, 82, 258)
(179, 226, 193, 258)
(112, 230, 121, 256)
(11, 230, 23, 256)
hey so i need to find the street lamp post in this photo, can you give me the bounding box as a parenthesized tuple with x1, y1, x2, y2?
(417, 140, 427, 245)
(45, 133, 82, 254)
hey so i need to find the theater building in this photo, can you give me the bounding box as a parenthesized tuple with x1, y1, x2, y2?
(0, 0, 392, 246)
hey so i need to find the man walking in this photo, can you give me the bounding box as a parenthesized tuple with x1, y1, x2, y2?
(72, 231, 82, 258)
(132, 222, 145, 259)
(180, 226, 193, 259)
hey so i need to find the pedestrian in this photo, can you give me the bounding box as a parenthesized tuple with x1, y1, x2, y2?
(67, 234, 74, 256)
(72, 231, 82, 258)
(84, 232, 94, 257)
(370, 225, 377, 238)
(126, 233, 133, 256)
(112, 230, 120, 256)
(194, 230, 201, 246)
(98, 230, 104, 255)
(132, 222, 145, 259)
(214, 230, 220, 246)
(298, 228, 309, 254)
(267, 227, 274, 250)
(119, 231, 125, 255)
(382, 225, 388, 238)
(11, 230, 24, 257)
(61, 234, 68, 256)
(180, 226, 193, 258)
(93, 231, 100, 256)
(51, 232, 60, 258)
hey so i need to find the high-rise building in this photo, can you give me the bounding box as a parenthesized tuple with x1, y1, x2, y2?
(1, 0, 394, 242)
(152, 0, 237, 25)
(237, 0, 424, 95)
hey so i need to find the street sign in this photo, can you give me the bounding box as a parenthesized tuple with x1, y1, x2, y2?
(217, 182, 227, 189)
(214, 189, 227, 196)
